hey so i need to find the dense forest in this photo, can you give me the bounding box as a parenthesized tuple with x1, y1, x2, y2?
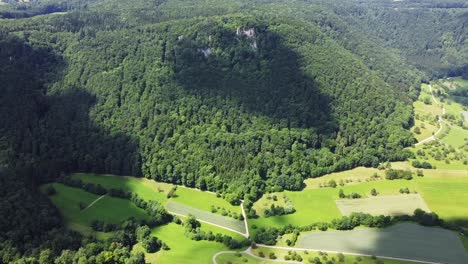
(0, 0, 467, 262)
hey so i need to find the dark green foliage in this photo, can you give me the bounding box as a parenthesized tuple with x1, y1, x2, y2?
(182, 215, 249, 249)
(91, 220, 118, 232)
(338, 189, 362, 199)
(385, 169, 413, 180)
(413, 209, 441, 226)
(0, 0, 466, 261)
(399, 187, 411, 194)
(412, 160, 433, 169)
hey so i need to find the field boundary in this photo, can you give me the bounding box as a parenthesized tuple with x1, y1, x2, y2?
(166, 201, 248, 237)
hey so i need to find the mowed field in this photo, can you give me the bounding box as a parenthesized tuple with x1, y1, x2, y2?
(166, 201, 246, 235)
(297, 223, 468, 264)
(40, 183, 149, 235)
(335, 194, 430, 216)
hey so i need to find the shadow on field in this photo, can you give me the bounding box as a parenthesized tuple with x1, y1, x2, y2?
(299, 222, 468, 263)
(0, 34, 142, 184)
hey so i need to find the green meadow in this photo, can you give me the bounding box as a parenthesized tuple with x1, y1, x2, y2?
(144, 223, 233, 263)
(40, 183, 149, 235)
(72, 173, 240, 214)
(251, 167, 468, 230)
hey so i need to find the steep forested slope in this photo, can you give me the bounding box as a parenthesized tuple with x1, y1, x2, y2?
(0, 0, 467, 262)
(1, 13, 415, 201)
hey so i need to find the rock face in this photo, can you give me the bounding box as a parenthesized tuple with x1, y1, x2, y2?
(199, 47, 211, 58)
(236, 27, 255, 38)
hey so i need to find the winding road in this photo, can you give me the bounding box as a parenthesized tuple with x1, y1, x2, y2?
(415, 84, 445, 146)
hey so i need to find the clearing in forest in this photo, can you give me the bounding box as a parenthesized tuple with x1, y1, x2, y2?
(72, 173, 241, 215)
(335, 193, 430, 216)
(40, 183, 149, 235)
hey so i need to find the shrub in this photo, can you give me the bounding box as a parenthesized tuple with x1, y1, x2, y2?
(45, 185, 56, 195)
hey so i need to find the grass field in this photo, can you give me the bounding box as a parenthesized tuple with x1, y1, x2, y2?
(335, 194, 430, 216)
(166, 201, 246, 235)
(298, 223, 468, 264)
(304, 166, 382, 189)
(461, 235, 468, 252)
(252, 164, 468, 231)
(145, 223, 232, 263)
(40, 183, 149, 234)
(441, 125, 467, 148)
(73, 173, 241, 214)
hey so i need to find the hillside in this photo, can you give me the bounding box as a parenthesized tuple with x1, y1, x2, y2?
(0, 0, 467, 263)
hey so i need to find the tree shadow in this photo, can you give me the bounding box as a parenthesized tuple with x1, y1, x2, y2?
(172, 23, 335, 134)
(298, 222, 468, 264)
(0, 34, 141, 185)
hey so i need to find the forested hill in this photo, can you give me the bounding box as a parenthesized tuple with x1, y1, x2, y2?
(0, 0, 467, 262)
(1, 11, 416, 199)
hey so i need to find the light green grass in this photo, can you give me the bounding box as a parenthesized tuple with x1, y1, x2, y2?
(418, 178, 468, 227)
(73, 173, 240, 214)
(441, 125, 467, 148)
(250, 189, 342, 230)
(335, 194, 430, 216)
(304, 166, 382, 189)
(297, 223, 468, 264)
(40, 183, 149, 235)
(253, 167, 468, 230)
(147, 223, 230, 263)
(72, 173, 171, 203)
(173, 187, 241, 215)
(174, 214, 246, 241)
(409, 144, 467, 170)
(413, 119, 438, 141)
(167, 201, 246, 234)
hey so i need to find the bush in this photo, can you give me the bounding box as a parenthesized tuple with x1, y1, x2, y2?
(269, 252, 277, 259)
(412, 160, 433, 169)
(45, 185, 56, 195)
(385, 169, 413, 180)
